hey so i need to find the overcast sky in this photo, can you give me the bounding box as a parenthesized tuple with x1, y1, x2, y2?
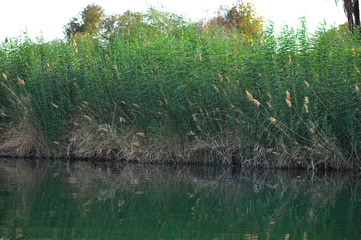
(1, 0, 346, 41)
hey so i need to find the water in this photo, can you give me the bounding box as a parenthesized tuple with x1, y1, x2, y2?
(0, 159, 361, 240)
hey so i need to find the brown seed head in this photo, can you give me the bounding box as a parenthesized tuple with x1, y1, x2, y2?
(114, 64, 120, 78)
(213, 85, 219, 93)
(17, 77, 25, 85)
(51, 103, 59, 108)
(304, 104, 309, 113)
(192, 113, 198, 122)
(218, 73, 223, 82)
(187, 131, 195, 136)
(119, 117, 126, 123)
(286, 99, 292, 108)
(252, 99, 260, 107)
(305, 96, 309, 104)
(136, 132, 145, 137)
(267, 101, 272, 109)
(246, 90, 253, 101)
(355, 66, 360, 74)
(84, 115, 92, 121)
(269, 117, 277, 123)
(226, 76, 231, 83)
(286, 90, 291, 100)
(304, 81, 310, 88)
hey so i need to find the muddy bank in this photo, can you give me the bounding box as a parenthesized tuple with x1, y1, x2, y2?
(0, 126, 355, 171)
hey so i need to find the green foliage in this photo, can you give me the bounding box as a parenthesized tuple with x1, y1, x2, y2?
(65, 4, 190, 42)
(202, 0, 263, 39)
(64, 4, 105, 39)
(1, 14, 361, 168)
(102, 10, 145, 40)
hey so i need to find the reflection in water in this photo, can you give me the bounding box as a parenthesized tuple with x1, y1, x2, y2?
(0, 158, 361, 239)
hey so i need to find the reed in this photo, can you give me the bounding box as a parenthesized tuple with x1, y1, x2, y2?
(1, 16, 361, 169)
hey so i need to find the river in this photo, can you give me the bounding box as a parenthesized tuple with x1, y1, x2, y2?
(0, 159, 360, 239)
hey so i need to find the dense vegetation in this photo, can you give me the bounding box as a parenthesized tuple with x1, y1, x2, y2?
(1, 6, 361, 169)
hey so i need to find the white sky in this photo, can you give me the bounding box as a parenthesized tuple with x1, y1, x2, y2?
(1, 0, 346, 41)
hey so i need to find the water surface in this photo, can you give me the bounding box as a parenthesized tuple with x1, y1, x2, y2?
(0, 159, 360, 239)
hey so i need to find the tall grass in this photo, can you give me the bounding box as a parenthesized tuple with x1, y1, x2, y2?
(1, 19, 361, 169)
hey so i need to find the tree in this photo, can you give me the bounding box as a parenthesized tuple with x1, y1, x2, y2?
(335, 0, 360, 32)
(102, 10, 146, 40)
(202, 1, 263, 39)
(65, 5, 190, 41)
(102, 7, 190, 40)
(64, 4, 104, 39)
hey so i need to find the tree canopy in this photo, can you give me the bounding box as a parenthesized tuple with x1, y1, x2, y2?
(64, 1, 264, 42)
(201, 1, 263, 39)
(64, 4, 191, 41)
(64, 4, 105, 39)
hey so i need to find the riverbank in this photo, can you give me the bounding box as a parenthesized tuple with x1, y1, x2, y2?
(1, 22, 361, 170)
(0, 124, 355, 170)
(0, 125, 280, 167)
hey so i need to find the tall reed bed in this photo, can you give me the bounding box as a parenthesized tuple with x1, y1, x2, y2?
(1, 21, 361, 169)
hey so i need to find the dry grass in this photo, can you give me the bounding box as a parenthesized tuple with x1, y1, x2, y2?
(64, 121, 250, 166)
(0, 120, 46, 158)
(66, 118, 184, 163)
(0, 117, 357, 170)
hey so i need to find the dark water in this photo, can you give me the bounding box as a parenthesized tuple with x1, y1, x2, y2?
(0, 159, 361, 240)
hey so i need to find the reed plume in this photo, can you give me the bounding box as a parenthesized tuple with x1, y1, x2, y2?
(286, 90, 291, 100)
(304, 81, 310, 88)
(269, 117, 277, 123)
(84, 115, 93, 121)
(286, 99, 292, 108)
(305, 96, 309, 104)
(246, 90, 253, 101)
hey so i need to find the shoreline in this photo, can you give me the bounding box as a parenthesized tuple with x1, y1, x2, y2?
(0, 130, 357, 171)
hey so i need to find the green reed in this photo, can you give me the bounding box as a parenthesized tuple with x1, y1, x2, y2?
(1, 19, 361, 168)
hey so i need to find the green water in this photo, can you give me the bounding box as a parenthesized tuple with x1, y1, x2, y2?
(0, 159, 360, 240)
